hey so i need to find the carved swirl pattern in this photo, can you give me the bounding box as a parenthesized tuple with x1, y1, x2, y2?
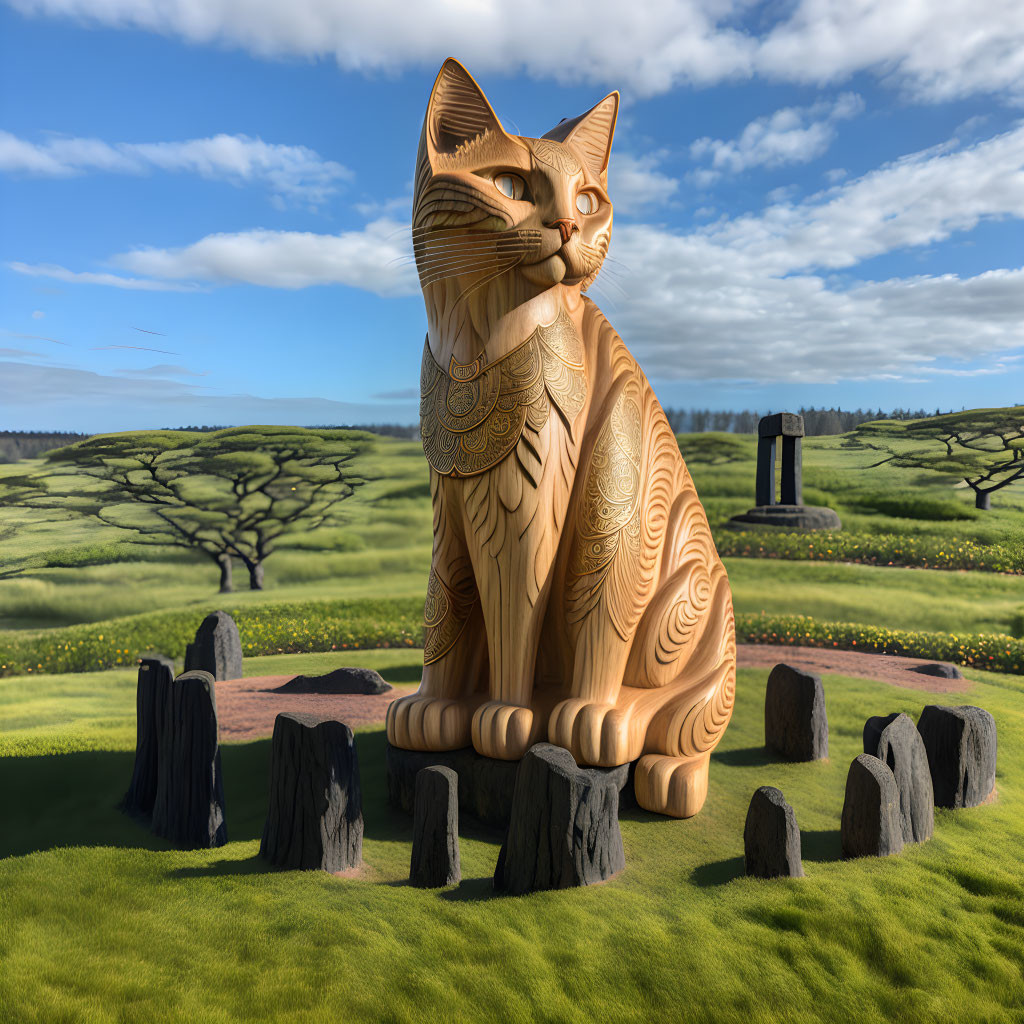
(570, 385, 642, 579)
(423, 569, 477, 665)
(420, 309, 586, 477)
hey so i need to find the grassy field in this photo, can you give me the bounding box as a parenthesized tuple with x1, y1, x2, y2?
(2, 432, 1023, 639)
(3, 427, 1024, 1021)
(2, 651, 1022, 1023)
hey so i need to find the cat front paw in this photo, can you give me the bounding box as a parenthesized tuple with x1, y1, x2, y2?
(386, 694, 474, 751)
(548, 699, 643, 767)
(634, 754, 709, 818)
(471, 701, 536, 760)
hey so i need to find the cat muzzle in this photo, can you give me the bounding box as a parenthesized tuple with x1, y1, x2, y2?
(548, 219, 576, 245)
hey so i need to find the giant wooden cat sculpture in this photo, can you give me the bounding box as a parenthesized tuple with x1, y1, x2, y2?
(386, 59, 735, 818)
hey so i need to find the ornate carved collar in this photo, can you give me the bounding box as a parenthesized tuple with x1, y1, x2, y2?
(420, 308, 587, 477)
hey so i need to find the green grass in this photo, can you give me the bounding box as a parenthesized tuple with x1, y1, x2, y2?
(0, 650, 423, 758)
(2, 657, 1023, 1022)
(682, 431, 1024, 541)
(724, 558, 1024, 635)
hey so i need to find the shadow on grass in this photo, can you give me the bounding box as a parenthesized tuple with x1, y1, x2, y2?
(0, 740, 272, 858)
(713, 746, 780, 768)
(377, 665, 424, 685)
(690, 855, 745, 887)
(171, 855, 272, 878)
(801, 828, 843, 863)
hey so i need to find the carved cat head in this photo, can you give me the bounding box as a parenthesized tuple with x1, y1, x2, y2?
(413, 58, 618, 299)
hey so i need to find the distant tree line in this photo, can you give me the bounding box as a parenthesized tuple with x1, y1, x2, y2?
(662, 406, 951, 436)
(0, 431, 89, 463)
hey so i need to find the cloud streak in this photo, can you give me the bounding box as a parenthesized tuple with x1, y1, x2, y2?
(0, 360, 418, 431)
(0, 130, 352, 203)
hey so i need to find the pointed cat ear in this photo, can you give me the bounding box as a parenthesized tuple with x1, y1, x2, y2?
(541, 92, 619, 180)
(423, 58, 509, 159)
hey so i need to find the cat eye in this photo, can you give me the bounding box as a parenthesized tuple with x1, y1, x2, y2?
(576, 192, 599, 215)
(494, 174, 527, 200)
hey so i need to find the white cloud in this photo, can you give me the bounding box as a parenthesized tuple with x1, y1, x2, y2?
(30, 310, 44, 319)
(7, 262, 200, 291)
(0, 130, 351, 203)
(111, 218, 418, 296)
(607, 153, 679, 214)
(690, 93, 864, 179)
(8, 218, 418, 296)
(8, 0, 1024, 102)
(601, 124, 1024, 382)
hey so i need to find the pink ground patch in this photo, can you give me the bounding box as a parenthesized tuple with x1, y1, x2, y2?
(214, 675, 414, 743)
(736, 644, 969, 694)
(215, 647, 968, 744)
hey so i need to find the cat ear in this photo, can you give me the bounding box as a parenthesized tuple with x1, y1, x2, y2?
(541, 92, 619, 180)
(423, 58, 509, 160)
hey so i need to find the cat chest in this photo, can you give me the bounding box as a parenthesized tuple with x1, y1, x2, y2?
(420, 309, 587, 477)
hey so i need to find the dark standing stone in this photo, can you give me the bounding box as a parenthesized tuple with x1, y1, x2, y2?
(386, 741, 631, 828)
(743, 786, 804, 878)
(184, 610, 242, 681)
(841, 754, 903, 858)
(863, 713, 934, 843)
(409, 766, 460, 888)
(271, 667, 392, 695)
(260, 713, 363, 872)
(121, 655, 175, 818)
(151, 670, 227, 849)
(917, 705, 997, 808)
(494, 743, 625, 895)
(910, 662, 964, 680)
(764, 663, 829, 761)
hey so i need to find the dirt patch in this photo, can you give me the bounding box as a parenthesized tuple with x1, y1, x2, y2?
(737, 644, 969, 693)
(214, 675, 413, 743)
(215, 646, 969, 743)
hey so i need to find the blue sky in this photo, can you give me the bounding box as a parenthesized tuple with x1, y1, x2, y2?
(1, 0, 1023, 432)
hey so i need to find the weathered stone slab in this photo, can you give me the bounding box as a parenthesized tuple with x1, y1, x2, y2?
(863, 713, 934, 844)
(151, 670, 227, 849)
(841, 754, 903, 858)
(386, 740, 630, 828)
(917, 705, 997, 808)
(121, 655, 175, 819)
(410, 766, 460, 888)
(743, 786, 804, 878)
(272, 667, 391, 695)
(726, 505, 842, 531)
(184, 610, 242, 681)
(910, 662, 963, 680)
(494, 744, 625, 895)
(764, 663, 829, 761)
(260, 712, 363, 872)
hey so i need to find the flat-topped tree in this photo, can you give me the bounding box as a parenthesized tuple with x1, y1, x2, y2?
(34, 426, 372, 590)
(847, 407, 1024, 510)
(0, 474, 78, 580)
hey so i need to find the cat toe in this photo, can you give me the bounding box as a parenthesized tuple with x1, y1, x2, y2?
(386, 694, 473, 751)
(548, 699, 640, 767)
(471, 701, 535, 760)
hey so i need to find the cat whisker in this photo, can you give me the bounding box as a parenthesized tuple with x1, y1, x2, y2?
(417, 258, 521, 281)
(416, 252, 522, 273)
(413, 238, 533, 254)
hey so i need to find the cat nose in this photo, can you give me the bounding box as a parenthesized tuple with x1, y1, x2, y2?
(547, 219, 576, 244)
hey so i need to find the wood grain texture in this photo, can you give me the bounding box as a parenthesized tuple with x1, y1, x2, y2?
(385, 58, 736, 818)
